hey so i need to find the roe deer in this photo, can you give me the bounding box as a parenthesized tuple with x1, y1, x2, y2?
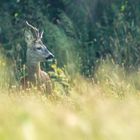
(21, 21, 54, 94)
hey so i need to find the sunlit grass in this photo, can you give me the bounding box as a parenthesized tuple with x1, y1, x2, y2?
(0, 57, 140, 140)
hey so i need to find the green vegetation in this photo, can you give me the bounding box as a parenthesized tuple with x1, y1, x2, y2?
(1, 0, 140, 75)
(0, 0, 140, 140)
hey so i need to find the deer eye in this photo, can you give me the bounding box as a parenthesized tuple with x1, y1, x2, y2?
(36, 47, 42, 50)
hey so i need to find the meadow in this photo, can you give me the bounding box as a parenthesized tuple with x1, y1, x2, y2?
(0, 55, 140, 140)
(1, 0, 140, 140)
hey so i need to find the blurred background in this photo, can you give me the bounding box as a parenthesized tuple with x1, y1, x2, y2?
(1, 0, 140, 78)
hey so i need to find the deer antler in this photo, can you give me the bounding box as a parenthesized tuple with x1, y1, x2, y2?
(26, 21, 40, 39)
(40, 30, 44, 39)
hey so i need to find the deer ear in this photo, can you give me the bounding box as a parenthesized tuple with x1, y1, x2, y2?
(24, 30, 35, 47)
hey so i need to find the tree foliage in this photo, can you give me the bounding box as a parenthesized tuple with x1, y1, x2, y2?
(0, 0, 140, 77)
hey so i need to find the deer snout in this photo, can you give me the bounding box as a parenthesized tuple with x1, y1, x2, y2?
(46, 52, 54, 60)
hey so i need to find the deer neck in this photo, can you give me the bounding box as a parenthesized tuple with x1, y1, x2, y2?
(26, 61, 41, 81)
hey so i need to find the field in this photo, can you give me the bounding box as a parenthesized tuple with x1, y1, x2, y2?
(1, 1, 140, 140)
(0, 57, 140, 140)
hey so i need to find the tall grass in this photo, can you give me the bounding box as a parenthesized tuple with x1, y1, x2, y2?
(0, 56, 140, 140)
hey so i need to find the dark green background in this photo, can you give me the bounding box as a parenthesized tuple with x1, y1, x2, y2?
(0, 0, 140, 76)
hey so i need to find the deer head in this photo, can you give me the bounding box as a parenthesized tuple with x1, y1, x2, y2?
(25, 21, 54, 65)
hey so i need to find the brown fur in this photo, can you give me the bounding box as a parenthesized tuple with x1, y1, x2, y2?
(20, 67, 52, 94)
